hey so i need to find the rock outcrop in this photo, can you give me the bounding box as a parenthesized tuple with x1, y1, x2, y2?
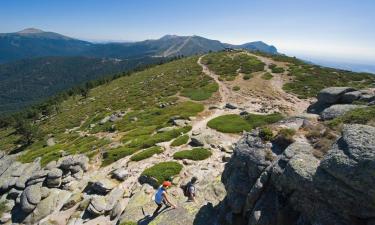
(308, 87, 374, 120)
(220, 124, 375, 225)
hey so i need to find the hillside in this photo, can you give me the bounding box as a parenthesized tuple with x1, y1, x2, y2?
(0, 56, 166, 114)
(0, 50, 374, 225)
(0, 28, 278, 63)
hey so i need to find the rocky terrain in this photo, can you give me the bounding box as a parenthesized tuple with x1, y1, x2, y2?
(0, 50, 374, 225)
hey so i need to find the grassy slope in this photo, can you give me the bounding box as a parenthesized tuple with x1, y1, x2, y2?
(201, 51, 265, 80)
(7, 56, 217, 166)
(252, 51, 375, 99)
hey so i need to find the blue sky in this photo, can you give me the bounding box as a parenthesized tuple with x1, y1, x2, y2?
(1, 0, 374, 64)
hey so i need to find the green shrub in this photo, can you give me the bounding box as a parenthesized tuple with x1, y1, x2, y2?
(269, 64, 285, 73)
(272, 128, 296, 150)
(232, 86, 240, 91)
(208, 113, 284, 134)
(259, 127, 274, 141)
(243, 74, 252, 80)
(102, 146, 139, 166)
(181, 83, 218, 101)
(171, 135, 189, 147)
(207, 114, 252, 133)
(173, 148, 212, 161)
(141, 161, 183, 185)
(261, 72, 273, 80)
(327, 105, 375, 128)
(130, 146, 164, 161)
(244, 113, 284, 128)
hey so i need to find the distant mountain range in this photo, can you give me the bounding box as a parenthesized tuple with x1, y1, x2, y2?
(0, 28, 277, 63)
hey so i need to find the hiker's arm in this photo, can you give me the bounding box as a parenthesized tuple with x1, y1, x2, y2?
(163, 192, 177, 208)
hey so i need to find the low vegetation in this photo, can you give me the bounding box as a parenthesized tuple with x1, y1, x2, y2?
(243, 74, 252, 80)
(0, 201, 8, 218)
(170, 134, 189, 147)
(261, 72, 273, 80)
(273, 128, 296, 149)
(259, 127, 274, 141)
(283, 64, 375, 99)
(130, 146, 164, 161)
(208, 113, 284, 133)
(141, 161, 183, 185)
(0, 56, 217, 165)
(207, 114, 252, 133)
(173, 148, 212, 161)
(232, 86, 240, 91)
(202, 51, 265, 80)
(304, 123, 337, 159)
(269, 64, 285, 73)
(327, 105, 375, 128)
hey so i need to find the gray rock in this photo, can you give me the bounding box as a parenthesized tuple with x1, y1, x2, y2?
(90, 179, 116, 194)
(112, 168, 129, 181)
(87, 196, 107, 216)
(173, 119, 190, 127)
(340, 90, 362, 103)
(47, 168, 63, 179)
(221, 124, 375, 225)
(110, 200, 123, 220)
(26, 170, 48, 186)
(320, 104, 365, 120)
(190, 135, 205, 147)
(318, 124, 375, 217)
(59, 154, 89, 172)
(21, 185, 41, 212)
(360, 93, 375, 102)
(317, 87, 356, 104)
(157, 126, 176, 133)
(99, 116, 110, 125)
(23, 188, 71, 224)
(46, 137, 56, 147)
(70, 165, 82, 174)
(225, 103, 237, 109)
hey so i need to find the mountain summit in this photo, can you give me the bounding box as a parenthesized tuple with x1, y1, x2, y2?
(16, 28, 45, 34)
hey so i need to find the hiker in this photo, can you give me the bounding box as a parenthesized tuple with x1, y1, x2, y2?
(152, 181, 177, 216)
(182, 176, 197, 202)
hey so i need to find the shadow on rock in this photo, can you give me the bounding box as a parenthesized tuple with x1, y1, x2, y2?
(193, 202, 219, 225)
(11, 204, 30, 223)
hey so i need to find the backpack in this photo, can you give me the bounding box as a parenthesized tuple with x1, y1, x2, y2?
(182, 183, 195, 197)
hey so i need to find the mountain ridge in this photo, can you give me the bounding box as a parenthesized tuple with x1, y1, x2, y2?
(0, 28, 278, 63)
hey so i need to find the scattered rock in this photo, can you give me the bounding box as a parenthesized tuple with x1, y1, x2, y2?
(190, 135, 205, 147)
(320, 104, 365, 120)
(317, 87, 356, 104)
(225, 103, 237, 109)
(340, 90, 362, 103)
(111, 168, 129, 181)
(46, 137, 56, 147)
(89, 179, 117, 195)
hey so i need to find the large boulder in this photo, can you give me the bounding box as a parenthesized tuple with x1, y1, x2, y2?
(222, 130, 272, 214)
(318, 124, 375, 218)
(20, 185, 42, 213)
(221, 124, 375, 225)
(58, 154, 89, 172)
(317, 87, 356, 104)
(89, 179, 117, 195)
(46, 168, 63, 188)
(23, 188, 71, 224)
(320, 104, 365, 120)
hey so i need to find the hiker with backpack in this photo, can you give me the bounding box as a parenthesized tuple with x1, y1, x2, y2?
(182, 177, 197, 202)
(152, 181, 177, 216)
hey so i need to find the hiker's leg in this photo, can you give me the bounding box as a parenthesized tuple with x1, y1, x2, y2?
(153, 203, 162, 215)
(163, 199, 171, 208)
